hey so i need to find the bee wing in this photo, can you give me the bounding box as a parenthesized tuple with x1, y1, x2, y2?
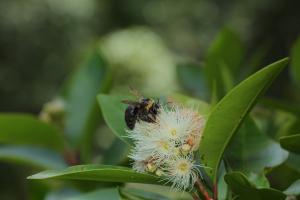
(121, 100, 140, 106)
(129, 86, 143, 99)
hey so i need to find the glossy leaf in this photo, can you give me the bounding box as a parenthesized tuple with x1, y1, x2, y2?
(267, 162, 300, 191)
(218, 162, 228, 200)
(0, 114, 63, 151)
(205, 28, 244, 74)
(62, 51, 111, 147)
(0, 145, 66, 169)
(225, 172, 286, 200)
(199, 58, 289, 181)
(284, 179, 300, 196)
(97, 94, 132, 145)
(122, 184, 192, 200)
(28, 165, 160, 185)
(241, 42, 270, 79)
(226, 117, 288, 172)
(205, 27, 245, 97)
(253, 109, 299, 139)
(219, 62, 235, 92)
(290, 36, 300, 86)
(280, 134, 300, 154)
(246, 172, 270, 188)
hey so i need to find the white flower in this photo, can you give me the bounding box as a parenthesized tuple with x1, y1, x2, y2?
(127, 103, 206, 191)
(132, 160, 147, 172)
(129, 133, 177, 164)
(99, 27, 179, 96)
(155, 105, 205, 148)
(127, 120, 157, 141)
(163, 156, 200, 191)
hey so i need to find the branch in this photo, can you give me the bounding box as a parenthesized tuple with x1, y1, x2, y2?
(195, 179, 213, 200)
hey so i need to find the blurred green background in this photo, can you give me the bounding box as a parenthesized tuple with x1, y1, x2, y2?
(1, 0, 300, 200)
(1, 0, 300, 113)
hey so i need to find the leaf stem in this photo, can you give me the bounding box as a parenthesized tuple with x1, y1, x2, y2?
(213, 183, 218, 200)
(192, 192, 200, 200)
(195, 179, 213, 200)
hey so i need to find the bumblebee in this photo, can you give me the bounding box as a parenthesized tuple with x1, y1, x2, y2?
(122, 89, 160, 130)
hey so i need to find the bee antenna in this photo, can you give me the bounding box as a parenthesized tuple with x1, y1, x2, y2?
(129, 86, 143, 99)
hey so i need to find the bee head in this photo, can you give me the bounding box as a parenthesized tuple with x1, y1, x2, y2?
(141, 98, 154, 111)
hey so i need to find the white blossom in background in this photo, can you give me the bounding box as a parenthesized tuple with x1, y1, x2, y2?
(127, 104, 205, 190)
(39, 98, 65, 124)
(99, 27, 179, 96)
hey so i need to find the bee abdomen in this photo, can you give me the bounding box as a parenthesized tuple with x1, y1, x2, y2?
(125, 106, 137, 129)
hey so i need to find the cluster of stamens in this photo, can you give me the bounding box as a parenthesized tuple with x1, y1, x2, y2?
(127, 104, 205, 190)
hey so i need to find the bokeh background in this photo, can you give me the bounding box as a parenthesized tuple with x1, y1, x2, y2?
(1, 0, 300, 113)
(1, 0, 300, 200)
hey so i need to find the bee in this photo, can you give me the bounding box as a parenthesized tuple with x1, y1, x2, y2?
(122, 89, 160, 130)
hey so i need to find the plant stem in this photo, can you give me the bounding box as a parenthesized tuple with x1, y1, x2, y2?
(196, 179, 213, 200)
(192, 192, 200, 200)
(213, 183, 218, 200)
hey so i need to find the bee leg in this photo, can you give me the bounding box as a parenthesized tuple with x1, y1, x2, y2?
(147, 114, 156, 122)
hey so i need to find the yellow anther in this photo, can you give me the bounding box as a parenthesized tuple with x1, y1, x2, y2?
(170, 128, 177, 137)
(159, 141, 169, 151)
(178, 162, 189, 172)
(146, 163, 157, 173)
(181, 144, 192, 156)
(182, 144, 191, 152)
(155, 169, 163, 176)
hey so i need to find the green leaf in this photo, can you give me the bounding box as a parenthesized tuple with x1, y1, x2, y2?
(176, 63, 209, 100)
(246, 172, 270, 188)
(29, 181, 51, 200)
(44, 188, 81, 200)
(205, 27, 245, 97)
(219, 62, 235, 92)
(169, 93, 210, 115)
(218, 162, 228, 200)
(224, 172, 286, 200)
(65, 188, 122, 200)
(199, 58, 289, 181)
(253, 109, 299, 139)
(280, 134, 300, 154)
(290, 36, 300, 86)
(102, 138, 129, 165)
(241, 42, 270, 79)
(62, 51, 111, 148)
(284, 179, 300, 196)
(267, 162, 300, 191)
(206, 28, 244, 75)
(97, 94, 132, 145)
(0, 114, 63, 151)
(226, 117, 288, 172)
(0, 145, 66, 169)
(28, 165, 160, 185)
(260, 97, 300, 118)
(122, 184, 192, 200)
(121, 188, 170, 200)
